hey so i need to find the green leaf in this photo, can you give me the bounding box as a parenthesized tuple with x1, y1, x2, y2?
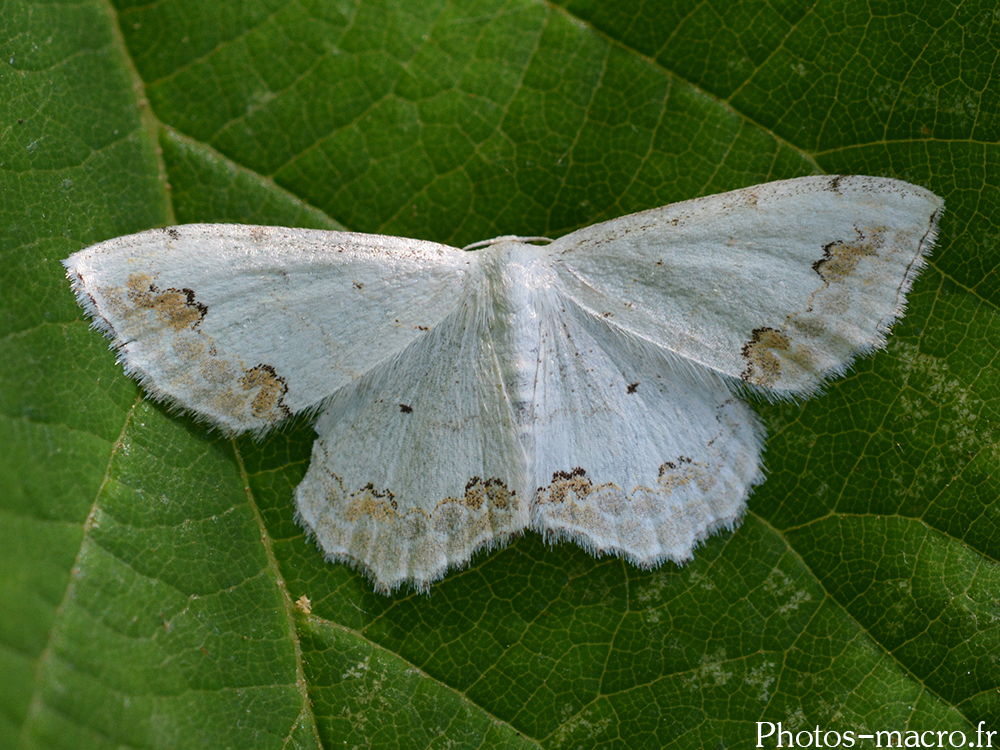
(2, 0, 997, 747)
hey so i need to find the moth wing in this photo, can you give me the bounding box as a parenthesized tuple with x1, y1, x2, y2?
(527, 290, 764, 565)
(295, 271, 528, 593)
(547, 175, 942, 397)
(64, 224, 473, 433)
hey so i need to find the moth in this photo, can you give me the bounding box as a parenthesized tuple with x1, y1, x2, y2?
(65, 175, 942, 593)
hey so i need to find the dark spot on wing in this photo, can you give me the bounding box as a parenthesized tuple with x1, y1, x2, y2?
(553, 467, 586, 481)
(740, 326, 790, 387)
(461, 476, 515, 510)
(342, 482, 400, 523)
(399, 403, 413, 413)
(658, 456, 695, 478)
(240, 364, 291, 420)
(627, 382, 639, 394)
(537, 467, 592, 503)
(813, 227, 882, 284)
(126, 273, 208, 330)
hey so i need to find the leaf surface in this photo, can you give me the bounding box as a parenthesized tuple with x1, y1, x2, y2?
(2, 0, 998, 747)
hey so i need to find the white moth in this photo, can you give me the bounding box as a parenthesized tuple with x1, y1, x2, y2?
(64, 175, 943, 593)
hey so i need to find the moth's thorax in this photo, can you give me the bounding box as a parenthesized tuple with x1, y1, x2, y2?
(476, 241, 561, 445)
(479, 240, 557, 298)
(462, 234, 552, 251)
